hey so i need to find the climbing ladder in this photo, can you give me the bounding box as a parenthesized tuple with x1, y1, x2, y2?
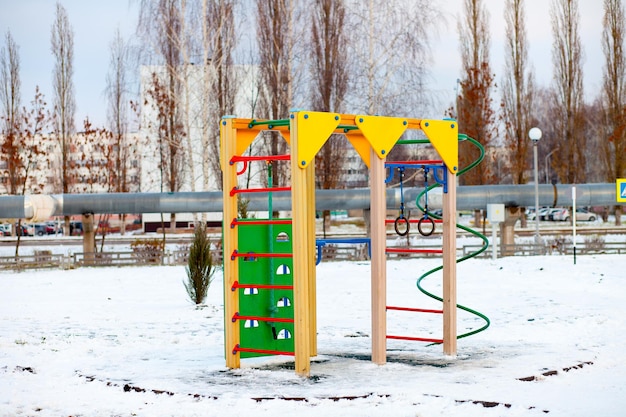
(383, 160, 449, 344)
(231, 220, 295, 357)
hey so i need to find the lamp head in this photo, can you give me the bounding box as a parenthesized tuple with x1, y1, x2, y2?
(528, 127, 542, 142)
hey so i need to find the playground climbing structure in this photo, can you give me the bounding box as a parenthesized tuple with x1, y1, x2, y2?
(221, 111, 463, 377)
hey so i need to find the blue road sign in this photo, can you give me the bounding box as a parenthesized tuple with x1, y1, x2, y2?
(618, 179, 626, 203)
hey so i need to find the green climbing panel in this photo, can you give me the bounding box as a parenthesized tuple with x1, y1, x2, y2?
(237, 220, 294, 358)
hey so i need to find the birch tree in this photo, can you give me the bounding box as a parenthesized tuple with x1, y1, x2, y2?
(348, 0, 436, 116)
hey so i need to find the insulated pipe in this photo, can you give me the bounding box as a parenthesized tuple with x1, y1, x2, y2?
(0, 183, 621, 220)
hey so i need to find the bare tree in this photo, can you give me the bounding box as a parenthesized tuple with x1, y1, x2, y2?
(201, 0, 238, 192)
(144, 72, 186, 195)
(256, 0, 297, 189)
(106, 28, 135, 233)
(600, 0, 626, 224)
(4, 88, 49, 253)
(137, 0, 187, 230)
(348, 0, 436, 116)
(309, 0, 349, 234)
(0, 30, 22, 195)
(501, 0, 535, 185)
(455, 0, 497, 187)
(550, 0, 585, 184)
(50, 1, 76, 234)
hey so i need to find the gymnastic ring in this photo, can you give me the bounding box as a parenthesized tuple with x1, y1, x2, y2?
(417, 217, 435, 237)
(394, 216, 410, 236)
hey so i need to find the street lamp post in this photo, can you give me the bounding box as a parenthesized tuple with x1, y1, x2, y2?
(529, 127, 542, 244)
(544, 148, 558, 184)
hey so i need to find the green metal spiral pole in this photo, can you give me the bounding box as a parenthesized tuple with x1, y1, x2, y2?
(415, 134, 491, 340)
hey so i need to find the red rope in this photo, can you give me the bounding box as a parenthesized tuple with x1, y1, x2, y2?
(230, 186, 291, 196)
(231, 218, 292, 228)
(232, 345, 295, 356)
(230, 250, 293, 260)
(387, 335, 443, 343)
(231, 281, 294, 291)
(387, 305, 443, 314)
(230, 154, 290, 163)
(232, 313, 294, 323)
(386, 248, 443, 254)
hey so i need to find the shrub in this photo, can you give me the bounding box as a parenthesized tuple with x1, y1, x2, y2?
(130, 238, 165, 263)
(184, 223, 215, 305)
(584, 234, 606, 253)
(548, 235, 571, 255)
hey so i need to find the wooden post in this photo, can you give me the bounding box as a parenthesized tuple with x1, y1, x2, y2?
(307, 163, 317, 356)
(370, 147, 387, 364)
(442, 172, 457, 356)
(82, 213, 95, 265)
(290, 115, 311, 377)
(220, 117, 240, 369)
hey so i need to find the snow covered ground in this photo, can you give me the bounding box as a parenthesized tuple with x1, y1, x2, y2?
(1, 253, 625, 416)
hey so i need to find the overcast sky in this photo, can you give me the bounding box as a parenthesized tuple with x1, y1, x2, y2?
(0, 0, 606, 128)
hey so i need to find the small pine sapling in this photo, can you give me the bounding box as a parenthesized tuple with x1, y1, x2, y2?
(184, 223, 215, 305)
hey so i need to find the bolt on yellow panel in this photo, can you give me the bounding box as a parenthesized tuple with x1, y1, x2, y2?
(355, 115, 408, 159)
(421, 119, 459, 174)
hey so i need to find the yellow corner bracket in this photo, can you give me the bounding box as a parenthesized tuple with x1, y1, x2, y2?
(355, 115, 408, 159)
(345, 132, 371, 168)
(292, 111, 340, 169)
(421, 119, 459, 174)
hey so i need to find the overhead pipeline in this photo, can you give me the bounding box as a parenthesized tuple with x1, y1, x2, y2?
(0, 183, 620, 220)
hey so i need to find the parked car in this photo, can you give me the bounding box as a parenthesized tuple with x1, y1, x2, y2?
(527, 207, 549, 221)
(0, 223, 11, 236)
(70, 221, 84, 236)
(46, 221, 62, 234)
(556, 208, 597, 222)
(15, 223, 34, 236)
(550, 208, 568, 221)
(574, 208, 597, 222)
(34, 223, 56, 236)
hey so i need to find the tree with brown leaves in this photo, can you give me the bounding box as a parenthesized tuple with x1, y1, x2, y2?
(255, 0, 296, 189)
(0, 30, 22, 195)
(50, 2, 77, 235)
(309, 0, 350, 235)
(549, 0, 586, 184)
(138, 0, 187, 231)
(600, 0, 626, 225)
(501, 0, 535, 185)
(455, 0, 497, 187)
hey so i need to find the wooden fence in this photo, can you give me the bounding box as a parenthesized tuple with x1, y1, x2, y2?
(0, 240, 624, 271)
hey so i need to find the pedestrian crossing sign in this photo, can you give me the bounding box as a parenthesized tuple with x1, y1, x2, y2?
(618, 179, 626, 203)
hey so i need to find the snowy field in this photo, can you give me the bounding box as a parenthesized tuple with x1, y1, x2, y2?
(1, 253, 625, 416)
